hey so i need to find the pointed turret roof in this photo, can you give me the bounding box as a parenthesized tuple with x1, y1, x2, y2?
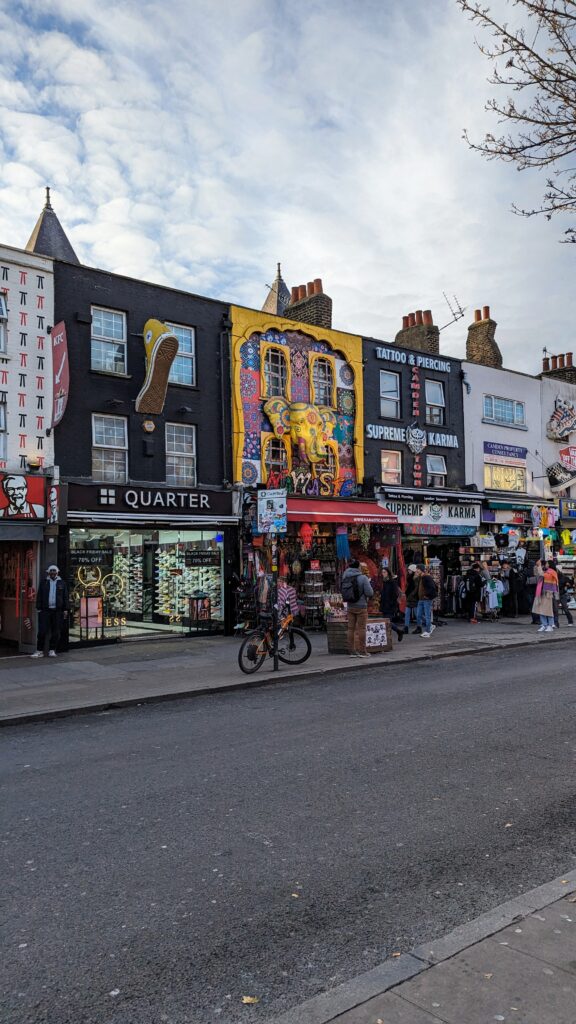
(261, 262, 291, 316)
(26, 187, 80, 264)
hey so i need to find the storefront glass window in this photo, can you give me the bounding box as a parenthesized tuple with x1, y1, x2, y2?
(484, 463, 527, 491)
(68, 527, 224, 642)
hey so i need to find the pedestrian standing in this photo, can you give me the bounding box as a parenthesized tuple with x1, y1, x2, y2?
(404, 564, 419, 633)
(532, 561, 559, 633)
(379, 568, 404, 643)
(341, 558, 374, 659)
(501, 560, 519, 617)
(552, 562, 574, 627)
(414, 564, 437, 638)
(464, 562, 483, 623)
(31, 565, 69, 658)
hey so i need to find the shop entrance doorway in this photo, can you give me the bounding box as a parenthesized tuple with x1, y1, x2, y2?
(0, 541, 38, 655)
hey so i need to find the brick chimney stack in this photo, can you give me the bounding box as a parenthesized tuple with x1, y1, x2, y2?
(284, 277, 332, 330)
(541, 350, 576, 384)
(394, 308, 439, 355)
(466, 307, 503, 369)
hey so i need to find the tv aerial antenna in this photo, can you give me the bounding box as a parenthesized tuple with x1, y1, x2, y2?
(439, 292, 465, 331)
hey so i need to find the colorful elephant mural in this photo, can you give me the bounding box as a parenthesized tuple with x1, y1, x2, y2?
(264, 398, 337, 469)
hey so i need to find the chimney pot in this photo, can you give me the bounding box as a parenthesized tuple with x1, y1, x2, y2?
(415, 310, 423, 326)
(543, 356, 550, 372)
(559, 353, 565, 369)
(290, 286, 299, 304)
(313, 278, 323, 295)
(482, 305, 490, 320)
(408, 313, 416, 327)
(307, 281, 314, 297)
(422, 309, 433, 325)
(298, 284, 306, 301)
(474, 309, 481, 322)
(402, 315, 409, 330)
(551, 355, 558, 370)
(567, 352, 573, 367)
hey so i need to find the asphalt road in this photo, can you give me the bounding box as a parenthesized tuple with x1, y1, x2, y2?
(2, 642, 576, 1024)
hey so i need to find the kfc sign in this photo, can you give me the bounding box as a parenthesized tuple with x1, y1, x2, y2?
(50, 321, 70, 428)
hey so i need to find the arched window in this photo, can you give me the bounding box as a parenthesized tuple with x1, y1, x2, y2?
(263, 346, 288, 398)
(263, 436, 289, 482)
(311, 355, 335, 407)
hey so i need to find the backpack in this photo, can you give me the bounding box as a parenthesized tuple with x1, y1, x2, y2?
(341, 574, 361, 604)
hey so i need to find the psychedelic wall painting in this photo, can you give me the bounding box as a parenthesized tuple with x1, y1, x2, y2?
(231, 306, 364, 497)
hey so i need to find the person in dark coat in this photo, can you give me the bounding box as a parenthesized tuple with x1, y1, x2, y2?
(501, 560, 519, 617)
(403, 563, 419, 634)
(464, 562, 483, 623)
(379, 568, 404, 642)
(31, 565, 69, 658)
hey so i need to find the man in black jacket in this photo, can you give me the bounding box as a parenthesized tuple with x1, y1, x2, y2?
(31, 565, 69, 658)
(464, 562, 483, 623)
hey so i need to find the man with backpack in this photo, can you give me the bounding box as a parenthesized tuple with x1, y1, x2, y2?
(414, 563, 438, 638)
(464, 561, 484, 623)
(341, 559, 374, 658)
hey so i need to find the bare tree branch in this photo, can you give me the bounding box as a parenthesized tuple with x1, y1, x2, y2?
(458, 0, 576, 237)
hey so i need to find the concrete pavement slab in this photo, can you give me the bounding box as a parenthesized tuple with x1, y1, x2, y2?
(391, 937, 576, 1024)
(491, 897, 576, 975)
(329, 990, 445, 1022)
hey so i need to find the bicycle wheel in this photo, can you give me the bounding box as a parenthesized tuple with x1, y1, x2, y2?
(277, 626, 312, 665)
(238, 630, 268, 674)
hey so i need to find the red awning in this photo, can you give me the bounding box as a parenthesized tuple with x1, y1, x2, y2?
(287, 498, 397, 525)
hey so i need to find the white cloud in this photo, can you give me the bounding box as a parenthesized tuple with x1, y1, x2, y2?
(0, 0, 573, 371)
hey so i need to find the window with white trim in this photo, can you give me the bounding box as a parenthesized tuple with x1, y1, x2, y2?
(425, 379, 445, 425)
(91, 307, 127, 374)
(92, 414, 128, 483)
(166, 423, 196, 486)
(167, 323, 196, 387)
(380, 370, 401, 418)
(263, 436, 288, 481)
(0, 398, 6, 462)
(312, 357, 334, 407)
(426, 454, 447, 488)
(483, 395, 525, 427)
(0, 292, 7, 354)
(381, 449, 402, 485)
(263, 346, 288, 398)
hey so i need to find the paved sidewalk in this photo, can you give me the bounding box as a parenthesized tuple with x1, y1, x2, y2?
(271, 873, 576, 1024)
(0, 615, 574, 725)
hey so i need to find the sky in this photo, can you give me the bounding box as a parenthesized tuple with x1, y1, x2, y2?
(0, 0, 573, 372)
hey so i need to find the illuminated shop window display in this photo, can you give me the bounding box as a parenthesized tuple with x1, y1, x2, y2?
(68, 527, 224, 641)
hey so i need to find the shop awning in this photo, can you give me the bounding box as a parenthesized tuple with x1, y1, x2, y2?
(287, 498, 397, 525)
(485, 499, 556, 510)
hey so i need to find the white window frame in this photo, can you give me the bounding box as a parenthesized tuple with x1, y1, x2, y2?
(426, 454, 447, 488)
(91, 306, 127, 375)
(483, 394, 526, 427)
(0, 292, 7, 354)
(166, 422, 197, 487)
(263, 436, 289, 481)
(167, 322, 196, 387)
(91, 414, 128, 483)
(425, 379, 445, 425)
(380, 370, 401, 419)
(311, 356, 335, 407)
(263, 346, 288, 398)
(381, 449, 402, 485)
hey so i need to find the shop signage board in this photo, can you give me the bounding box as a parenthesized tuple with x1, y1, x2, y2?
(374, 347, 452, 373)
(366, 424, 459, 448)
(50, 321, 70, 428)
(0, 473, 45, 519)
(257, 488, 287, 534)
(184, 550, 221, 567)
(559, 445, 576, 471)
(404, 524, 477, 537)
(378, 498, 480, 527)
(560, 499, 576, 518)
(483, 441, 527, 466)
(68, 484, 234, 517)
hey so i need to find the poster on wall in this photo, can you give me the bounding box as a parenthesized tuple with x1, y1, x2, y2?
(0, 473, 45, 519)
(50, 321, 70, 428)
(257, 489, 287, 533)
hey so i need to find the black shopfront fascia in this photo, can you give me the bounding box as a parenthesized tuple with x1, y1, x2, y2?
(59, 483, 240, 637)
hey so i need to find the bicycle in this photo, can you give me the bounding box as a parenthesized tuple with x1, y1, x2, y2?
(237, 604, 312, 674)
